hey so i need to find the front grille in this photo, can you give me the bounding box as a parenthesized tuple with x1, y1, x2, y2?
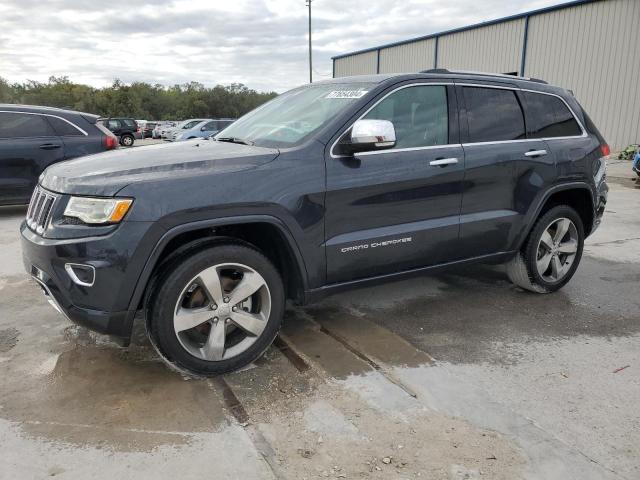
(26, 186, 58, 235)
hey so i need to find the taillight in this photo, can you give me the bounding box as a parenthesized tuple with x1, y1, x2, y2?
(600, 144, 610, 157)
(104, 135, 117, 150)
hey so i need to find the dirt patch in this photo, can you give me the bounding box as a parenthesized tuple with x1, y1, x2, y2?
(258, 380, 526, 479)
(0, 327, 20, 352)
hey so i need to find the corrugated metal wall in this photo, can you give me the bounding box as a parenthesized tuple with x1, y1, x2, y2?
(437, 19, 525, 74)
(525, 0, 640, 149)
(332, 0, 639, 148)
(378, 39, 436, 74)
(333, 51, 377, 77)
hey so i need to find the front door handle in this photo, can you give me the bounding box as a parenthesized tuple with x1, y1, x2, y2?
(524, 149, 548, 157)
(429, 158, 458, 167)
(39, 144, 61, 150)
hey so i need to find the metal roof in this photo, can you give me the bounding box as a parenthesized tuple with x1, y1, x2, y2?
(332, 0, 599, 60)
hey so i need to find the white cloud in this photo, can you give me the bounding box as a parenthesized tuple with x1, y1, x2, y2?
(0, 0, 564, 92)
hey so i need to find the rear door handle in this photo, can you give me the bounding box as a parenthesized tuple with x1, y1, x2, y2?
(524, 149, 547, 157)
(429, 158, 458, 167)
(39, 144, 61, 150)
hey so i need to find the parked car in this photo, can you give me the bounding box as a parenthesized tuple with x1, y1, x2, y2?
(0, 104, 117, 206)
(632, 148, 640, 181)
(142, 122, 157, 139)
(21, 71, 609, 376)
(135, 120, 147, 140)
(165, 119, 209, 141)
(157, 122, 176, 139)
(152, 122, 172, 139)
(173, 119, 236, 142)
(98, 117, 138, 147)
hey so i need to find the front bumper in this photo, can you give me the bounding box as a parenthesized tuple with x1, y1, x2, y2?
(28, 263, 130, 337)
(21, 219, 160, 341)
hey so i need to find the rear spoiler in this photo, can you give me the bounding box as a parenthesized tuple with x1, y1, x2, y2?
(81, 113, 100, 124)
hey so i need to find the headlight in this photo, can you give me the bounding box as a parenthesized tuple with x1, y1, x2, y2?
(64, 197, 133, 224)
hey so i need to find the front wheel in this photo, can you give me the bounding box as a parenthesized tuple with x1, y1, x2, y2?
(148, 244, 285, 376)
(506, 205, 584, 293)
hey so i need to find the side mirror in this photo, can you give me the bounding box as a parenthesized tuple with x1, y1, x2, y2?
(344, 119, 396, 154)
(201, 126, 207, 131)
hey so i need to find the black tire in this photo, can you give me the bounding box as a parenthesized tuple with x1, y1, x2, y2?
(120, 134, 134, 147)
(148, 243, 285, 376)
(506, 205, 584, 293)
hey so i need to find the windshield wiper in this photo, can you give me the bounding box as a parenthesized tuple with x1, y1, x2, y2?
(215, 136, 254, 146)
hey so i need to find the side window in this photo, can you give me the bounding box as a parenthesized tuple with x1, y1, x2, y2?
(0, 112, 54, 138)
(47, 116, 84, 136)
(363, 85, 448, 149)
(463, 87, 525, 142)
(523, 92, 582, 138)
(107, 120, 120, 130)
(203, 121, 216, 131)
(217, 120, 233, 130)
(123, 119, 136, 127)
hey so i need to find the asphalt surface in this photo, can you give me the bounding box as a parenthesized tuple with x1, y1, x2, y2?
(0, 164, 638, 479)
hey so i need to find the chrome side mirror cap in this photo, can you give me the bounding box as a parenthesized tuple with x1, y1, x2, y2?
(348, 119, 396, 152)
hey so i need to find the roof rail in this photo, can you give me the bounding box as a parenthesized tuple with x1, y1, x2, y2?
(420, 69, 548, 84)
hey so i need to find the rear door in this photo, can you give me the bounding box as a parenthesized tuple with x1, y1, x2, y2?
(520, 89, 587, 182)
(0, 112, 64, 204)
(46, 115, 102, 158)
(456, 84, 548, 258)
(325, 82, 464, 283)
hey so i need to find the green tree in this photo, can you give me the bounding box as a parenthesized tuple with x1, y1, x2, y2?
(0, 76, 277, 120)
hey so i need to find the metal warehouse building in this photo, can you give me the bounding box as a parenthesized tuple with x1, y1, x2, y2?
(332, 0, 639, 150)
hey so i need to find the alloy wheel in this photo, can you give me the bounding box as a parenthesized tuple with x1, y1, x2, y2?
(173, 263, 271, 361)
(535, 217, 579, 282)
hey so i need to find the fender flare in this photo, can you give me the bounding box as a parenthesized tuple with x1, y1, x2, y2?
(125, 214, 309, 318)
(517, 181, 595, 250)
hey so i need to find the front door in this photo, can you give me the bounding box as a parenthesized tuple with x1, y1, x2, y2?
(0, 112, 64, 204)
(325, 83, 464, 283)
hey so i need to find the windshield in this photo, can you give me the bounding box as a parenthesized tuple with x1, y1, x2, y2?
(215, 82, 375, 148)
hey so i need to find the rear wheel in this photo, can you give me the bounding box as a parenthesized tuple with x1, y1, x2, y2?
(506, 205, 584, 293)
(148, 244, 284, 375)
(120, 134, 134, 147)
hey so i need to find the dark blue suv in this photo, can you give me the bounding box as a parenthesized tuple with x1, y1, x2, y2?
(20, 71, 609, 375)
(0, 105, 117, 205)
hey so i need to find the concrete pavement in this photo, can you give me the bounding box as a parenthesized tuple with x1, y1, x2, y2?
(0, 180, 638, 479)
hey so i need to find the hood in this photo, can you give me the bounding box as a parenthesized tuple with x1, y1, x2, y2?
(40, 140, 279, 196)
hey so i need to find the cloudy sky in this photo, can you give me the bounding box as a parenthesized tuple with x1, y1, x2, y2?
(0, 0, 566, 93)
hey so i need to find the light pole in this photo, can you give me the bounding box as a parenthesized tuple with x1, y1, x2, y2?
(306, 0, 312, 83)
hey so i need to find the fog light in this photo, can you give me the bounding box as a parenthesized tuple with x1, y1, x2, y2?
(65, 263, 95, 287)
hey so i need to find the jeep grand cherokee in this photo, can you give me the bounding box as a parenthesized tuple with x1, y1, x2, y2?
(21, 70, 609, 375)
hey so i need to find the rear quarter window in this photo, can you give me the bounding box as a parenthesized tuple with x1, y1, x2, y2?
(463, 87, 526, 143)
(122, 119, 136, 127)
(47, 116, 84, 136)
(523, 92, 582, 138)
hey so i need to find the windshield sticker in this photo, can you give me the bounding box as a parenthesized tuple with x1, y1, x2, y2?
(325, 90, 369, 99)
